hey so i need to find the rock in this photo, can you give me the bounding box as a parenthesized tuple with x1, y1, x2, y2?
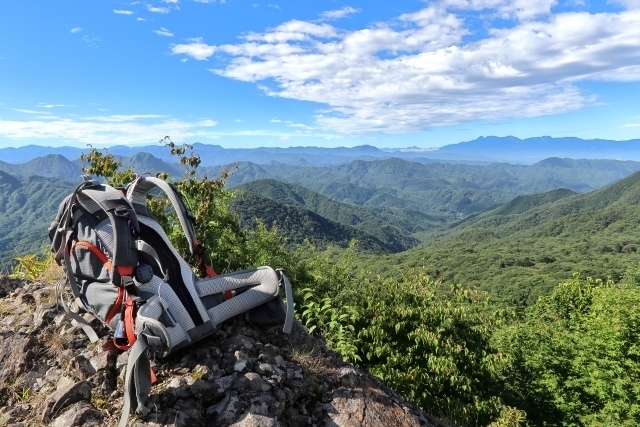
(51, 402, 103, 427)
(67, 355, 96, 380)
(41, 380, 92, 420)
(230, 413, 282, 427)
(0, 280, 441, 427)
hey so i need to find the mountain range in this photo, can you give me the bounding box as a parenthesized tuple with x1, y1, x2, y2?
(3, 136, 640, 166)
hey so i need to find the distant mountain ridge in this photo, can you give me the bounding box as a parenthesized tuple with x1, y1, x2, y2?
(437, 136, 640, 163)
(3, 136, 640, 166)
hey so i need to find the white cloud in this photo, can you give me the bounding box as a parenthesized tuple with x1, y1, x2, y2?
(613, 0, 640, 10)
(13, 109, 42, 114)
(154, 27, 174, 37)
(269, 4, 280, 9)
(171, 38, 217, 60)
(196, 6, 640, 134)
(82, 36, 101, 47)
(163, 0, 180, 3)
(269, 119, 281, 122)
(114, 9, 135, 15)
(137, 17, 146, 21)
(439, 0, 557, 21)
(37, 103, 73, 108)
(235, 119, 243, 122)
(193, 0, 215, 3)
(147, 5, 170, 13)
(0, 114, 220, 144)
(320, 6, 360, 21)
(622, 123, 640, 128)
(70, 27, 82, 34)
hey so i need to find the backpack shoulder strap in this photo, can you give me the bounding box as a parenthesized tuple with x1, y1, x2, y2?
(77, 183, 140, 285)
(126, 176, 215, 277)
(126, 176, 197, 255)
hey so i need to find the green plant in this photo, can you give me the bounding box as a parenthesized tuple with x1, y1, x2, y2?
(299, 288, 361, 363)
(356, 270, 514, 426)
(13, 386, 30, 402)
(9, 253, 51, 282)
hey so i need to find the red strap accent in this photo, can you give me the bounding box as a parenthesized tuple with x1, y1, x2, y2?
(113, 296, 137, 351)
(124, 297, 137, 346)
(117, 266, 135, 276)
(224, 290, 234, 300)
(193, 238, 217, 278)
(105, 286, 124, 325)
(150, 368, 158, 385)
(71, 241, 112, 270)
(205, 266, 217, 278)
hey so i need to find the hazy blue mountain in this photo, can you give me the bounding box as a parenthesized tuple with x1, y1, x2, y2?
(436, 136, 640, 163)
(6, 136, 640, 167)
(0, 154, 84, 182)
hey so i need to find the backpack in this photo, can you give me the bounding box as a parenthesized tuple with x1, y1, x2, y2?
(48, 175, 294, 427)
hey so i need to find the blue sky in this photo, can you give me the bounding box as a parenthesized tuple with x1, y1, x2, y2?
(1, 0, 639, 149)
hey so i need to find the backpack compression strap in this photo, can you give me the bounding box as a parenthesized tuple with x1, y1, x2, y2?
(126, 176, 216, 277)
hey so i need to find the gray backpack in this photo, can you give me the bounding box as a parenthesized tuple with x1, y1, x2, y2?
(48, 175, 294, 427)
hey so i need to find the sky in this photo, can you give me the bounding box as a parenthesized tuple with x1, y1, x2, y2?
(1, 0, 640, 150)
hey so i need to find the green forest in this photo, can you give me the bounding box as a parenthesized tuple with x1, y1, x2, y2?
(3, 143, 640, 426)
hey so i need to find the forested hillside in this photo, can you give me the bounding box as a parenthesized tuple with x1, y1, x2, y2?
(230, 190, 416, 253)
(0, 171, 75, 266)
(235, 179, 432, 244)
(218, 157, 640, 222)
(366, 170, 640, 307)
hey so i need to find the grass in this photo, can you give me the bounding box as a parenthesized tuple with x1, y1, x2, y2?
(288, 343, 325, 388)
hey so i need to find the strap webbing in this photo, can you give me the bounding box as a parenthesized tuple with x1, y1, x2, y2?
(136, 240, 163, 273)
(119, 335, 151, 427)
(126, 176, 197, 255)
(58, 295, 99, 343)
(282, 274, 294, 334)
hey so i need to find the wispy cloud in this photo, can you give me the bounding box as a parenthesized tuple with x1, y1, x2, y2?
(319, 6, 359, 21)
(82, 35, 101, 47)
(268, 3, 280, 9)
(0, 114, 220, 144)
(147, 5, 170, 13)
(114, 9, 134, 15)
(13, 109, 42, 114)
(163, 0, 180, 3)
(70, 27, 82, 34)
(171, 38, 216, 60)
(137, 17, 146, 21)
(1, 110, 343, 143)
(193, 0, 216, 3)
(622, 123, 640, 128)
(37, 103, 74, 108)
(269, 119, 281, 123)
(191, 4, 640, 134)
(154, 27, 174, 37)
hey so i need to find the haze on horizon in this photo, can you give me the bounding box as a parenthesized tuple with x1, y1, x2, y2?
(1, 0, 639, 150)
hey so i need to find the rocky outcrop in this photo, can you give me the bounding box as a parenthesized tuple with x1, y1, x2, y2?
(0, 275, 441, 427)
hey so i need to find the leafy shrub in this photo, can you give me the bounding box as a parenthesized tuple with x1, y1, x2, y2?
(497, 274, 640, 426)
(299, 288, 360, 363)
(355, 270, 515, 426)
(9, 253, 53, 282)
